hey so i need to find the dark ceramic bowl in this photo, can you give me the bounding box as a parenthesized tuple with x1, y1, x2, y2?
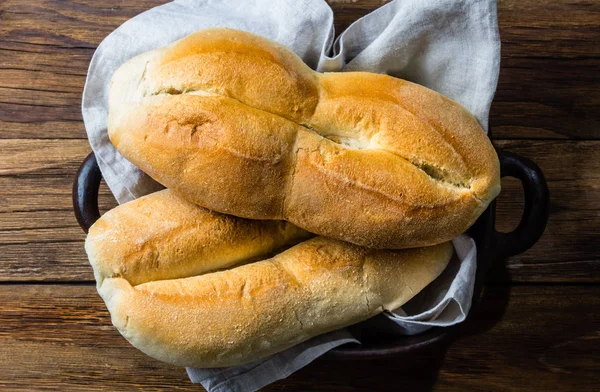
(73, 136, 549, 358)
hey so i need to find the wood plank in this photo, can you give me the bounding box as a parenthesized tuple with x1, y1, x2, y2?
(0, 175, 116, 214)
(494, 140, 600, 282)
(0, 243, 92, 281)
(0, 284, 597, 390)
(0, 158, 116, 282)
(0, 139, 597, 282)
(0, 0, 164, 46)
(1, 0, 598, 139)
(0, 139, 90, 176)
(0, 121, 85, 140)
(0, 44, 90, 74)
(498, 0, 600, 58)
(491, 58, 600, 140)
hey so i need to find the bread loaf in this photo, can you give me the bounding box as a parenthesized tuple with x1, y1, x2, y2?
(86, 189, 311, 286)
(108, 28, 500, 249)
(87, 190, 453, 368)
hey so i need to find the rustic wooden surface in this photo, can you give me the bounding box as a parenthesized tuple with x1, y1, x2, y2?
(0, 0, 598, 390)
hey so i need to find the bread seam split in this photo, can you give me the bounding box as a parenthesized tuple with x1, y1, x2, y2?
(306, 157, 462, 208)
(146, 86, 474, 192)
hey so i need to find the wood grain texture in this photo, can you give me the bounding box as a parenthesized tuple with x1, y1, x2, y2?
(0, 139, 90, 176)
(0, 284, 598, 391)
(1, 139, 597, 282)
(493, 140, 600, 282)
(491, 0, 600, 139)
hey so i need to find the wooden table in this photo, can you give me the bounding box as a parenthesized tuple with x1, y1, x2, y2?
(1, 0, 598, 390)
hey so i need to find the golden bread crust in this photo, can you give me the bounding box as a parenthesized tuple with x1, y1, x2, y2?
(108, 28, 500, 248)
(88, 191, 453, 367)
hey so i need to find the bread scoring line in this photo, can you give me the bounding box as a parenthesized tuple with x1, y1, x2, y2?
(147, 87, 473, 192)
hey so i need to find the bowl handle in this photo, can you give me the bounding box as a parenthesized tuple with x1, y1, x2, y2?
(494, 150, 550, 258)
(73, 152, 102, 233)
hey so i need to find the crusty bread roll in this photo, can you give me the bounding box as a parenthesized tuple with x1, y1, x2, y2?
(86, 189, 311, 286)
(108, 27, 499, 249)
(87, 190, 453, 368)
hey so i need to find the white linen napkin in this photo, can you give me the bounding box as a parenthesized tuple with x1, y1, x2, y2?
(81, 0, 500, 390)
